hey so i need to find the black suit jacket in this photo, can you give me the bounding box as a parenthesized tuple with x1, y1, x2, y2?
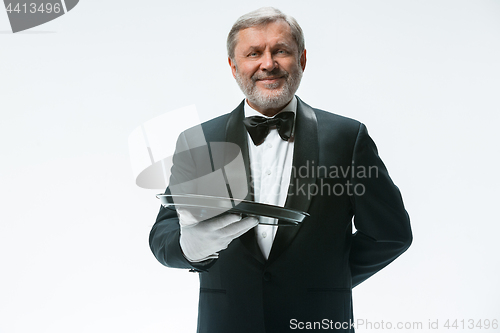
(149, 97, 412, 333)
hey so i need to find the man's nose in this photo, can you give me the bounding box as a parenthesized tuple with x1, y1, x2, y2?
(260, 51, 277, 71)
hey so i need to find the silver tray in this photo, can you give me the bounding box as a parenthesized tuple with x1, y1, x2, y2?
(157, 194, 308, 226)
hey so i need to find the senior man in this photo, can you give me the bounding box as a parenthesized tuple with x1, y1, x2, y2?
(149, 7, 412, 333)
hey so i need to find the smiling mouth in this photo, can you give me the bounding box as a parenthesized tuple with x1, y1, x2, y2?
(257, 77, 283, 83)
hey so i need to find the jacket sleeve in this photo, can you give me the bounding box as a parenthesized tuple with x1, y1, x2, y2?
(349, 123, 412, 287)
(149, 131, 216, 272)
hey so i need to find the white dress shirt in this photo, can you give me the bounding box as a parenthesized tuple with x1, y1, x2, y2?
(244, 96, 296, 259)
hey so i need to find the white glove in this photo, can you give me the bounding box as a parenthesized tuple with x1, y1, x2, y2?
(178, 208, 259, 262)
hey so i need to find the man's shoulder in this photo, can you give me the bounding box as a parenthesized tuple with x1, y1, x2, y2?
(200, 112, 232, 131)
(315, 111, 362, 149)
(298, 97, 361, 127)
(313, 107, 360, 126)
(301, 100, 362, 136)
(197, 100, 245, 140)
(193, 112, 232, 143)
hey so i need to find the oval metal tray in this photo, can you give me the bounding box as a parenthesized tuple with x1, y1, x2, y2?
(157, 194, 308, 226)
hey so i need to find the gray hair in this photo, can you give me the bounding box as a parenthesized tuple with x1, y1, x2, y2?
(227, 7, 305, 60)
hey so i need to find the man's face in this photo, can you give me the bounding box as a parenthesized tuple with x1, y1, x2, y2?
(229, 20, 307, 116)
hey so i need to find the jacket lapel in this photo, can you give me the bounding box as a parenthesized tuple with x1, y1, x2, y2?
(267, 96, 319, 265)
(225, 101, 266, 265)
(224, 97, 319, 266)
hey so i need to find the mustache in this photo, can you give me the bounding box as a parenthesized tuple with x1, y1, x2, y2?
(252, 69, 289, 82)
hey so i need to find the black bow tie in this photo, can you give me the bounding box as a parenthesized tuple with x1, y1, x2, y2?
(243, 111, 295, 146)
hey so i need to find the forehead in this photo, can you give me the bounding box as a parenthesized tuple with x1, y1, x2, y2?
(235, 20, 296, 52)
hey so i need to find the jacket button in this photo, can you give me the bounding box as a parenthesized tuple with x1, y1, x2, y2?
(263, 272, 272, 281)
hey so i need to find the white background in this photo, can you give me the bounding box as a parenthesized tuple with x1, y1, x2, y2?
(1, 0, 499, 332)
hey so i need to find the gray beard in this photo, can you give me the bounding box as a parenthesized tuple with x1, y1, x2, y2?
(235, 67, 303, 111)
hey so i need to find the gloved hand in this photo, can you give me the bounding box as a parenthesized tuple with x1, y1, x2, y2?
(178, 208, 259, 262)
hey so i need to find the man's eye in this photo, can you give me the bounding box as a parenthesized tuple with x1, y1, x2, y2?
(248, 52, 258, 57)
(277, 50, 287, 54)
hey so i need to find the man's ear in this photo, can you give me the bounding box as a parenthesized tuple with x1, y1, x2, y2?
(228, 57, 237, 79)
(300, 49, 307, 72)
